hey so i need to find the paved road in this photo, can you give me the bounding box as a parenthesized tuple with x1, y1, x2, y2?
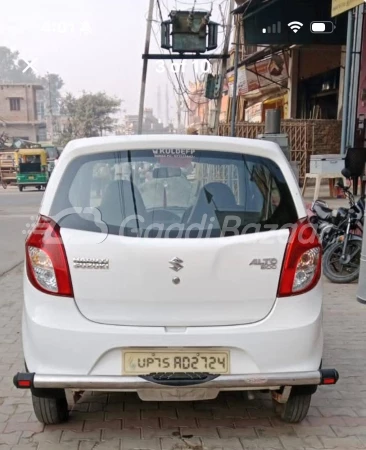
(0, 187, 366, 449)
(0, 187, 42, 275)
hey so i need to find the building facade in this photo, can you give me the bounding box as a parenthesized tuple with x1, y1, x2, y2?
(186, 82, 210, 132)
(123, 109, 175, 135)
(223, 9, 345, 124)
(0, 84, 46, 141)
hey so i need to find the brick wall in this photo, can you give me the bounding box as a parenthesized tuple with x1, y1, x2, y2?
(306, 119, 342, 156)
(302, 119, 342, 182)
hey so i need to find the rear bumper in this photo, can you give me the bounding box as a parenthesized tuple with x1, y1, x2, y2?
(14, 369, 339, 390)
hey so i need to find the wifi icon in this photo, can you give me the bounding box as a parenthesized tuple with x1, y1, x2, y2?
(288, 21, 303, 33)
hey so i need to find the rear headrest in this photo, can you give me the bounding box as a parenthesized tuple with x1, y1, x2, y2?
(186, 182, 237, 226)
(99, 180, 146, 228)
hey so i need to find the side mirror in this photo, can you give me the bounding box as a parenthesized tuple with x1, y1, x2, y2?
(341, 168, 352, 179)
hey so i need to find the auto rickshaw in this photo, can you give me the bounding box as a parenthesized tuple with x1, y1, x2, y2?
(15, 149, 48, 191)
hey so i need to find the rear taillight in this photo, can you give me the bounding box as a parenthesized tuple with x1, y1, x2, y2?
(25, 216, 73, 296)
(278, 218, 322, 297)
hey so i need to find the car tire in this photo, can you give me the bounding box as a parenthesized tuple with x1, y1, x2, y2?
(18, 186, 23, 192)
(278, 392, 312, 423)
(32, 391, 69, 425)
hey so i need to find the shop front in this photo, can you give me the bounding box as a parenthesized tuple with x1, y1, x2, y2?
(226, 49, 290, 123)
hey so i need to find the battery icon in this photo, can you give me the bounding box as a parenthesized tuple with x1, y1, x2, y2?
(310, 21, 336, 34)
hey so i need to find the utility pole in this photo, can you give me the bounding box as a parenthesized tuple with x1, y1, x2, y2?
(213, 0, 235, 135)
(47, 73, 54, 143)
(177, 98, 182, 132)
(165, 84, 170, 126)
(157, 85, 162, 123)
(138, 0, 155, 134)
(354, 5, 366, 304)
(230, 17, 241, 137)
(184, 104, 188, 130)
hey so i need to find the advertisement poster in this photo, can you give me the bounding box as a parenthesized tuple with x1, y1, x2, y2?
(227, 71, 234, 97)
(245, 102, 263, 123)
(227, 53, 288, 97)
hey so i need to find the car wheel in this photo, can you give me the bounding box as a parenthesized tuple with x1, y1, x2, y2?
(277, 392, 312, 423)
(32, 391, 69, 424)
(18, 186, 23, 192)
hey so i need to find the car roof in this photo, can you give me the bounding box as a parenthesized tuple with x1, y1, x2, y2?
(61, 134, 281, 157)
(17, 149, 45, 156)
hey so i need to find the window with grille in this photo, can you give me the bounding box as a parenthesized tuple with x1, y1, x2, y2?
(9, 98, 21, 111)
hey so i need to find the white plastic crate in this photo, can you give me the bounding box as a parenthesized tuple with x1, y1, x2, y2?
(310, 154, 345, 174)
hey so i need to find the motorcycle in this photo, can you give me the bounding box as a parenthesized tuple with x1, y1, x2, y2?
(312, 168, 364, 283)
(310, 175, 363, 252)
(309, 201, 346, 251)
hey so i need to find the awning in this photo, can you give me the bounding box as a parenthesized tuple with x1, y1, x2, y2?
(242, 45, 290, 67)
(226, 45, 290, 73)
(232, 0, 280, 16)
(263, 93, 287, 105)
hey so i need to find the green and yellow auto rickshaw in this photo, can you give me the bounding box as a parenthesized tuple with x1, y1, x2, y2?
(15, 149, 49, 191)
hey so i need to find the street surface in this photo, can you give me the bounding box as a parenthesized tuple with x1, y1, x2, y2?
(0, 188, 42, 276)
(0, 187, 365, 449)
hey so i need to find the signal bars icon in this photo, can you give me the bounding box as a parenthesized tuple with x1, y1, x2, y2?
(262, 21, 281, 34)
(288, 21, 304, 33)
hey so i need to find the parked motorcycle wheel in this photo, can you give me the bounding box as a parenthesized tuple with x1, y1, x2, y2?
(323, 240, 362, 284)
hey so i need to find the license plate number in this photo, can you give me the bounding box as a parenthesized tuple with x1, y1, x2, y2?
(123, 349, 229, 375)
(28, 176, 34, 180)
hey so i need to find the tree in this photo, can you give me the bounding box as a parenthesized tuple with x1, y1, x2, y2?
(0, 47, 38, 83)
(43, 73, 64, 114)
(0, 46, 64, 114)
(58, 91, 121, 145)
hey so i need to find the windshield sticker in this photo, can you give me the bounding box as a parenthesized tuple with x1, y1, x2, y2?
(152, 149, 195, 158)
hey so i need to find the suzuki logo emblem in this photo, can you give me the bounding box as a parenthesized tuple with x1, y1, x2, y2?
(169, 257, 184, 272)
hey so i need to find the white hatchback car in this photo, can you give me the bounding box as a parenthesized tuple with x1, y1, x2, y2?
(14, 135, 338, 424)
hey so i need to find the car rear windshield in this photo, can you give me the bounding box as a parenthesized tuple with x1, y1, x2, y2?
(49, 149, 298, 238)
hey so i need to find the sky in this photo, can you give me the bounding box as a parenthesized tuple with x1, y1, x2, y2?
(1, 0, 228, 125)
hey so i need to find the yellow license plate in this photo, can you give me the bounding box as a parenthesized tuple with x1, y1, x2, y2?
(122, 349, 230, 375)
(28, 176, 35, 180)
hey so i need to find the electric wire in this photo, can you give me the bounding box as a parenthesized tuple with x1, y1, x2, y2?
(156, 0, 196, 113)
(154, 0, 230, 125)
(151, 18, 196, 113)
